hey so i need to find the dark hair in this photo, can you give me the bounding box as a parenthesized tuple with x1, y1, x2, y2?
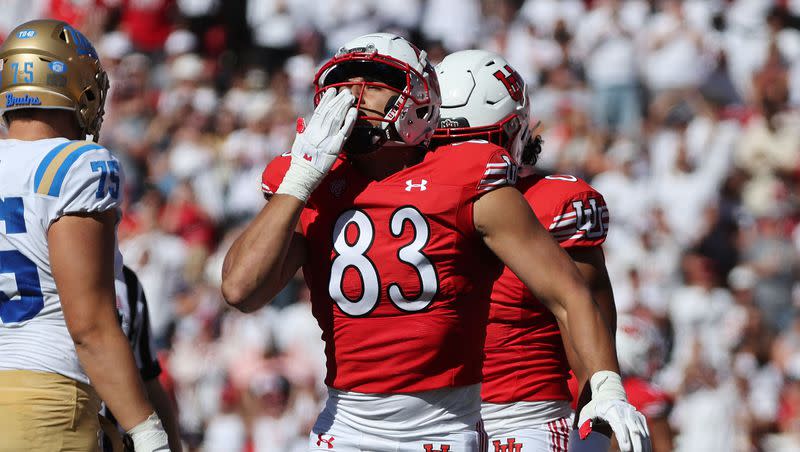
(4, 108, 77, 125)
(4, 108, 47, 124)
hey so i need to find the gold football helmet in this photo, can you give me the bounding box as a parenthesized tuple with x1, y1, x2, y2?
(0, 20, 109, 141)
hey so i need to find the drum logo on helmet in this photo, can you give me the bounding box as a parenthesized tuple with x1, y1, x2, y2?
(49, 61, 66, 74)
(493, 65, 523, 102)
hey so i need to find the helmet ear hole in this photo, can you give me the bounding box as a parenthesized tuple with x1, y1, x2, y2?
(78, 87, 95, 129)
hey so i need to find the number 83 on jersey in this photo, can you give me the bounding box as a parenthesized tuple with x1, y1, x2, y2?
(328, 207, 439, 317)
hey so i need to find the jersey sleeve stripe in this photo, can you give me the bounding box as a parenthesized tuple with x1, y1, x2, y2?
(551, 218, 610, 235)
(36, 141, 103, 196)
(33, 141, 73, 192)
(478, 178, 509, 190)
(550, 211, 577, 222)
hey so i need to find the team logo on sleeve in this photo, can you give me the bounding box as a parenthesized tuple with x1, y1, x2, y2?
(423, 444, 451, 452)
(479, 154, 517, 191)
(548, 198, 608, 242)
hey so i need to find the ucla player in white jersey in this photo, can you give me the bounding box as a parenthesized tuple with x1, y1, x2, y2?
(0, 20, 170, 452)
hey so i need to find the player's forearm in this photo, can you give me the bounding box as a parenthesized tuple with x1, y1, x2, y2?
(515, 249, 619, 377)
(221, 194, 304, 311)
(558, 285, 621, 377)
(523, 256, 620, 376)
(649, 417, 674, 452)
(565, 248, 618, 384)
(50, 212, 156, 430)
(591, 276, 617, 338)
(145, 378, 183, 452)
(72, 323, 154, 431)
(569, 248, 617, 334)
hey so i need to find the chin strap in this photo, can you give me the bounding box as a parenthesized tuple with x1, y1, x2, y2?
(343, 125, 389, 154)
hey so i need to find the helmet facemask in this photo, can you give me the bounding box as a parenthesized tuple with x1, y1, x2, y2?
(434, 112, 520, 148)
(313, 36, 440, 154)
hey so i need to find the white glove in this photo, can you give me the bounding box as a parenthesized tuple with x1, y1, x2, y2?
(127, 412, 171, 452)
(577, 371, 651, 452)
(276, 88, 358, 202)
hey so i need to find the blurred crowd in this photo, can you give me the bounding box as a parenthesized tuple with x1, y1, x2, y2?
(2, 0, 800, 451)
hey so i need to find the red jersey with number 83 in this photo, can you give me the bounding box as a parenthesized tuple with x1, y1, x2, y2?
(262, 141, 515, 393)
(482, 174, 609, 404)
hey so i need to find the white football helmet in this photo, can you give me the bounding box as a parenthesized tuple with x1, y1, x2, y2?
(433, 50, 541, 166)
(616, 314, 666, 379)
(314, 33, 441, 153)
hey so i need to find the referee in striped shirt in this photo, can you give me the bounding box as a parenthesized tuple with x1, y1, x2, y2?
(100, 266, 182, 452)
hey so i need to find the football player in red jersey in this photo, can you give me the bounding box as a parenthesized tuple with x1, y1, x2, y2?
(222, 34, 648, 452)
(433, 50, 648, 452)
(616, 316, 673, 452)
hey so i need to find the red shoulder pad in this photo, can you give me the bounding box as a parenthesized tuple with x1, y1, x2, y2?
(261, 153, 291, 198)
(432, 140, 517, 202)
(523, 174, 609, 248)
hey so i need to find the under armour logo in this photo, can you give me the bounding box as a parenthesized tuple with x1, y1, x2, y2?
(423, 444, 450, 452)
(405, 179, 428, 191)
(303, 153, 313, 162)
(493, 438, 523, 452)
(316, 434, 335, 449)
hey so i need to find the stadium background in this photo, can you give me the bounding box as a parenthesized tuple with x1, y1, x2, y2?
(2, 0, 799, 450)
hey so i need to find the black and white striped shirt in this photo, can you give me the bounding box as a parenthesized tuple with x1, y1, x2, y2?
(118, 266, 162, 381)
